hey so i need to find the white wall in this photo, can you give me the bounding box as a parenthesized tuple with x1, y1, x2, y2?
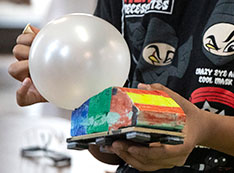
(0, 0, 97, 28)
(44, 0, 97, 26)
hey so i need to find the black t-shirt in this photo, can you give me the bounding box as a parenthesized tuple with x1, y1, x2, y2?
(94, 0, 234, 172)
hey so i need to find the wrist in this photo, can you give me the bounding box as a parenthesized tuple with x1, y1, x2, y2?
(195, 110, 213, 147)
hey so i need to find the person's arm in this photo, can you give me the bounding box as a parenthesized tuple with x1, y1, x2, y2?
(138, 83, 234, 156)
(197, 111, 234, 155)
(102, 83, 234, 171)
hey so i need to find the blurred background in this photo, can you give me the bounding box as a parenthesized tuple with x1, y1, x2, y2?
(0, 0, 118, 172)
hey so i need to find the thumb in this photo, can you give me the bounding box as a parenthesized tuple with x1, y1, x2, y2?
(16, 77, 31, 106)
(144, 83, 199, 115)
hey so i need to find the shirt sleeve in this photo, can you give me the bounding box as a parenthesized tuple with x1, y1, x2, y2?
(94, 0, 122, 32)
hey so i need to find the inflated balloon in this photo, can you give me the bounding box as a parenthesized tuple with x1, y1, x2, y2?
(29, 13, 130, 110)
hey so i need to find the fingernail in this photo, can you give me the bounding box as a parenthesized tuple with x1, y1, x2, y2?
(22, 23, 34, 34)
(138, 83, 150, 90)
(137, 83, 144, 89)
(22, 78, 29, 86)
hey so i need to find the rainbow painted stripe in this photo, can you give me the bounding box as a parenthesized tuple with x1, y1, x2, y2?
(71, 87, 186, 137)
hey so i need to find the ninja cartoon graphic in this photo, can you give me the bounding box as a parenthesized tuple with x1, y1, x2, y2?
(202, 0, 234, 66)
(132, 17, 193, 86)
(191, 0, 234, 116)
(143, 42, 175, 66)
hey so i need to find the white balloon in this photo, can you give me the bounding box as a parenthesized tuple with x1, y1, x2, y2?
(29, 13, 130, 110)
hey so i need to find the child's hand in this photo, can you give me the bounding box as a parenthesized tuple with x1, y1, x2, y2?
(106, 83, 203, 171)
(8, 25, 47, 106)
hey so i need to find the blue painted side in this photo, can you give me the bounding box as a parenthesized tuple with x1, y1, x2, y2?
(70, 99, 90, 136)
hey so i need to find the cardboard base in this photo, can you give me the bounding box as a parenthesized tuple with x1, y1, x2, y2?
(67, 127, 185, 150)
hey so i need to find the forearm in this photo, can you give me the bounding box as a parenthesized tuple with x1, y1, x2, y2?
(198, 110, 234, 156)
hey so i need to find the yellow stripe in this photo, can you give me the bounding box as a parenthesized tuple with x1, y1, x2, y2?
(126, 92, 180, 107)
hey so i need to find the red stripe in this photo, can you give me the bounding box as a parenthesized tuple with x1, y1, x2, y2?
(192, 92, 233, 101)
(191, 96, 234, 109)
(190, 87, 234, 108)
(191, 87, 234, 98)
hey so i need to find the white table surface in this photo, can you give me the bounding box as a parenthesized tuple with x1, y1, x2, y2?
(0, 115, 117, 173)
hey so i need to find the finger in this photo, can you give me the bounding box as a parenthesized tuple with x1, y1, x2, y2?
(88, 144, 122, 165)
(151, 83, 198, 115)
(149, 142, 163, 147)
(30, 25, 40, 34)
(111, 140, 142, 152)
(115, 149, 169, 172)
(8, 60, 29, 82)
(22, 24, 40, 34)
(129, 143, 190, 160)
(111, 142, 183, 171)
(111, 140, 129, 153)
(128, 145, 188, 166)
(137, 83, 151, 90)
(111, 141, 149, 171)
(114, 149, 147, 171)
(138, 83, 197, 114)
(16, 33, 35, 46)
(16, 78, 31, 106)
(12, 44, 30, 60)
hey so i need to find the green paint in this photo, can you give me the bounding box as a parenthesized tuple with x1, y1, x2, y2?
(87, 87, 112, 134)
(136, 122, 184, 132)
(87, 114, 109, 134)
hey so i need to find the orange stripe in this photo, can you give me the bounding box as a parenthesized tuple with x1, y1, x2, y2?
(135, 103, 185, 114)
(119, 87, 171, 98)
